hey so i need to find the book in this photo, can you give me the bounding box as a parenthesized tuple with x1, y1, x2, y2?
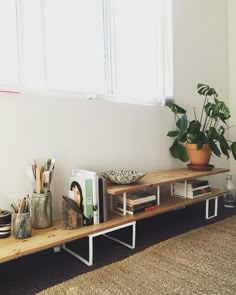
(174, 178, 209, 190)
(98, 178, 104, 223)
(98, 177, 109, 223)
(117, 200, 157, 212)
(187, 191, 212, 199)
(72, 169, 99, 224)
(116, 204, 158, 215)
(118, 191, 156, 205)
(173, 186, 212, 198)
(68, 175, 94, 226)
(174, 185, 212, 197)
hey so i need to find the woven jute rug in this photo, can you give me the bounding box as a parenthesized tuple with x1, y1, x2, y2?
(37, 215, 236, 295)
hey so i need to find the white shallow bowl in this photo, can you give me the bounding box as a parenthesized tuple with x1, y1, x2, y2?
(101, 170, 145, 185)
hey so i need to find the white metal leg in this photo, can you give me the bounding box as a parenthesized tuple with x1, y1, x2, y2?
(62, 221, 136, 266)
(205, 196, 218, 219)
(110, 193, 113, 211)
(53, 245, 61, 253)
(170, 183, 174, 195)
(62, 236, 93, 266)
(156, 186, 160, 206)
(184, 179, 187, 198)
(110, 192, 127, 216)
(104, 221, 136, 249)
(122, 192, 127, 215)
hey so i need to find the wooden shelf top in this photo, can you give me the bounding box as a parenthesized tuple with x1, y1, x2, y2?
(0, 187, 227, 264)
(106, 167, 229, 195)
(0, 215, 133, 264)
(0, 167, 228, 264)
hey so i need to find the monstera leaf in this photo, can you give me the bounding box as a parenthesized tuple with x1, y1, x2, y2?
(166, 83, 236, 162)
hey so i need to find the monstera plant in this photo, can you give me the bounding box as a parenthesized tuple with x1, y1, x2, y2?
(166, 83, 236, 164)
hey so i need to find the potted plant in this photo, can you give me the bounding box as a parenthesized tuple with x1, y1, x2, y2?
(166, 83, 236, 169)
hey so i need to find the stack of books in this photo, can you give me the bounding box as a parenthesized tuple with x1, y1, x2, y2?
(116, 191, 157, 215)
(173, 178, 211, 199)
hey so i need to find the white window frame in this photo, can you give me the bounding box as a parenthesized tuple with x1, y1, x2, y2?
(0, 0, 173, 106)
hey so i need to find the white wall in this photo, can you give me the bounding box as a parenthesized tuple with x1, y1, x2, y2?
(172, 0, 229, 187)
(0, 0, 229, 218)
(228, 0, 236, 179)
(0, 94, 173, 217)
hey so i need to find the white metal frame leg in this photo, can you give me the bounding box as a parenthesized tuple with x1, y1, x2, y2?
(104, 221, 136, 249)
(156, 186, 160, 206)
(62, 235, 93, 266)
(62, 221, 136, 266)
(205, 196, 218, 219)
(110, 192, 127, 216)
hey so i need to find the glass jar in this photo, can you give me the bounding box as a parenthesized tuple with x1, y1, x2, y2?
(224, 173, 236, 208)
(13, 212, 32, 239)
(31, 191, 52, 228)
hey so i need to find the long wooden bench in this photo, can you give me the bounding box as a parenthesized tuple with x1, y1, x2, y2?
(0, 167, 229, 265)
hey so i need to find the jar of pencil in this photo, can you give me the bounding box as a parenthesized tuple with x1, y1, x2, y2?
(13, 213, 32, 239)
(28, 157, 55, 229)
(12, 197, 32, 239)
(31, 191, 52, 228)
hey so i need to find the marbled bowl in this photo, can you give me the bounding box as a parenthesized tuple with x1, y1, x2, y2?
(101, 170, 145, 184)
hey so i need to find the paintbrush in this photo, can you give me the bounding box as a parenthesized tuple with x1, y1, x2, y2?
(36, 167, 42, 194)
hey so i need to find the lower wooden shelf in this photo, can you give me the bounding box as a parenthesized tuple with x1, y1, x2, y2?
(0, 215, 132, 264)
(0, 188, 226, 264)
(111, 188, 226, 221)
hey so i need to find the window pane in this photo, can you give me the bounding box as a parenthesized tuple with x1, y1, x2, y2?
(0, 0, 19, 85)
(113, 0, 172, 101)
(20, 0, 46, 89)
(44, 0, 105, 93)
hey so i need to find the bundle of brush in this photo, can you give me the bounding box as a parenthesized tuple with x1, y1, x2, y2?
(11, 196, 32, 239)
(26, 157, 56, 229)
(26, 157, 56, 194)
(0, 208, 12, 238)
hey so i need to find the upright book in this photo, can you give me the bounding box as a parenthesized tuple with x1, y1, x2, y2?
(72, 169, 99, 224)
(68, 175, 94, 226)
(98, 176, 109, 223)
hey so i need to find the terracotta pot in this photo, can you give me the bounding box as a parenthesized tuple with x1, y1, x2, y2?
(186, 143, 211, 166)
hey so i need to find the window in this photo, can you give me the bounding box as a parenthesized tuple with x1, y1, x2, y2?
(44, 0, 105, 94)
(112, 0, 173, 103)
(0, 0, 173, 105)
(0, 0, 19, 86)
